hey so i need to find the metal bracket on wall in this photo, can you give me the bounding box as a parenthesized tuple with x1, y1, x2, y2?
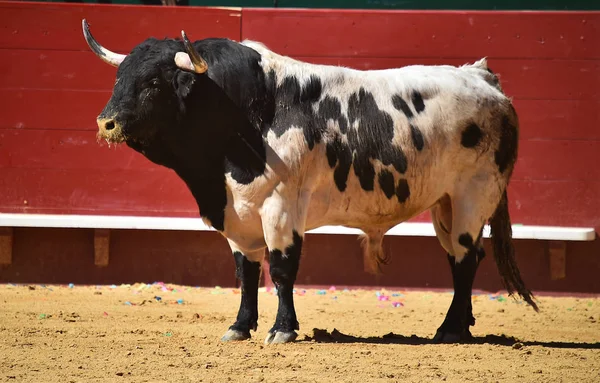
(548, 240, 567, 280)
(0, 227, 13, 265)
(94, 229, 110, 267)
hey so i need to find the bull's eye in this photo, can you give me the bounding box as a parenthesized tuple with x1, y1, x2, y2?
(150, 78, 160, 87)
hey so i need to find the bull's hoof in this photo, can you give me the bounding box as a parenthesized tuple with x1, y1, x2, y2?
(221, 329, 251, 342)
(433, 330, 461, 343)
(433, 328, 473, 343)
(264, 330, 298, 344)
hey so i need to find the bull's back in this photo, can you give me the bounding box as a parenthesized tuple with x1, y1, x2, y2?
(298, 62, 509, 230)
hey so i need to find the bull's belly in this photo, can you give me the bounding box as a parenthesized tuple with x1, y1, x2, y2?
(304, 182, 441, 232)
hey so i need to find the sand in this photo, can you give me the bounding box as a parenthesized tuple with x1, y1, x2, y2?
(1, 283, 599, 382)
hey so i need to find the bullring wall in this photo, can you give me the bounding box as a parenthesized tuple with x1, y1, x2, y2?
(0, 1, 598, 293)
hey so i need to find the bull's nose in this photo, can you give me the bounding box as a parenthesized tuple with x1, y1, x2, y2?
(96, 116, 126, 143)
(97, 117, 116, 131)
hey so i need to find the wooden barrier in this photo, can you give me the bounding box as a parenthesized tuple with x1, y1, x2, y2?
(0, 2, 598, 291)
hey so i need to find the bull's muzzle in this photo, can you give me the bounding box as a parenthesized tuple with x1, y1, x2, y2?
(96, 117, 126, 144)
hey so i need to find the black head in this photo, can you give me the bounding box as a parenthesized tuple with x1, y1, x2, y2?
(82, 20, 229, 167)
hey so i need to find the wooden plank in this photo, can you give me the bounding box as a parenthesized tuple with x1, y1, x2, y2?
(492, 59, 599, 101)
(1, 89, 109, 130)
(0, 129, 158, 170)
(514, 99, 600, 140)
(0, 50, 117, 91)
(0, 227, 13, 265)
(548, 240, 567, 280)
(242, 9, 600, 60)
(0, 1, 242, 51)
(507, 180, 600, 229)
(2, 129, 599, 181)
(94, 228, 110, 267)
(511, 140, 600, 181)
(3, 49, 598, 101)
(0, 167, 198, 216)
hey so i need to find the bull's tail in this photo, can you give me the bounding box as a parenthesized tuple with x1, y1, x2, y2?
(489, 191, 539, 311)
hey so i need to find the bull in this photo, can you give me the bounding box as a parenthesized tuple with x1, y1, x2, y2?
(82, 19, 538, 344)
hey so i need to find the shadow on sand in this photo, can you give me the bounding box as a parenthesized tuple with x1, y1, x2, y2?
(301, 328, 600, 349)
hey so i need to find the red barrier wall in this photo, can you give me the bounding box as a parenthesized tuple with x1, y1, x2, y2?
(2, 3, 598, 227)
(0, 2, 598, 292)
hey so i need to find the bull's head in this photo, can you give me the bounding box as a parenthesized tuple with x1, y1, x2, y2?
(82, 19, 210, 149)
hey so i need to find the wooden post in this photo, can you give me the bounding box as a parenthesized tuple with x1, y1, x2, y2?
(94, 229, 110, 267)
(0, 227, 13, 265)
(548, 240, 567, 280)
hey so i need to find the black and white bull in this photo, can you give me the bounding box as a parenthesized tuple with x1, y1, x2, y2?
(82, 20, 538, 344)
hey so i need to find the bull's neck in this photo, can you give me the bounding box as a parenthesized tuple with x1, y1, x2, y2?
(177, 166, 228, 232)
(172, 136, 266, 232)
(200, 39, 275, 133)
(170, 68, 267, 232)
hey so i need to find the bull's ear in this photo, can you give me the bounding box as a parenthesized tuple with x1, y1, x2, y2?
(174, 52, 196, 72)
(174, 70, 196, 99)
(174, 50, 208, 74)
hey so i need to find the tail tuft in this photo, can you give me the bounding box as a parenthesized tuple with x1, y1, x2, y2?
(490, 191, 539, 312)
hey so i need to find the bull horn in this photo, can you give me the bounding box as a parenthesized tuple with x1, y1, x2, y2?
(180, 30, 208, 74)
(82, 19, 126, 67)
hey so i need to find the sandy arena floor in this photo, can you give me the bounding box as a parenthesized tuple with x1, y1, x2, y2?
(1, 283, 599, 382)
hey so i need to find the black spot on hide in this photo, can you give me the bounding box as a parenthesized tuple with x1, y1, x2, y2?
(461, 123, 482, 148)
(410, 124, 424, 151)
(320, 89, 408, 193)
(319, 96, 348, 134)
(411, 91, 425, 114)
(495, 114, 518, 174)
(320, 96, 351, 191)
(268, 78, 412, 194)
(393, 94, 426, 151)
(301, 75, 323, 104)
(325, 133, 352, 192)
(395, 178, 410, 203)
(347, 88, 408, 191)
(392, 95, 414, 119)
(270, 75, 323, 150)
(378, 169, 395, 199)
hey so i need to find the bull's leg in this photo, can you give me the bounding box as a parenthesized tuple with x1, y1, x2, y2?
(264, 230, 303, 344)
(222, 247, 264, 342)
(260, 190, 309, 345)
(434, 245, 485, 342)
(433, 185, 498, 343)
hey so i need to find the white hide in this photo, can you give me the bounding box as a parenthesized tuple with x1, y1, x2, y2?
(220, 40, 516, 269)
